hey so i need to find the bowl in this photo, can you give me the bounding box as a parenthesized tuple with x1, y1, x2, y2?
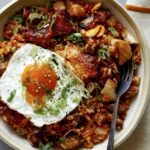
(0, 0, 150, 150)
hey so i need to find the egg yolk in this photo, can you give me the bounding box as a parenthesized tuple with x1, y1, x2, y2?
(22, 63, 57, 105)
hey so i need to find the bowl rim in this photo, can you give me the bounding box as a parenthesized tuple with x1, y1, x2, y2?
(0, 0, 150, 150)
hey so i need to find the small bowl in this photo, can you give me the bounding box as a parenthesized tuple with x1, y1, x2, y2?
(0, 0, 150, 150)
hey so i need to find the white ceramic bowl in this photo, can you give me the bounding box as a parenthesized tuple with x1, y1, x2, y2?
(0, 0, 150, 150)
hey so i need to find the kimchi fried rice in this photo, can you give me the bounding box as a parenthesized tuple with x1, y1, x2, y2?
(0, 0, 141, 149)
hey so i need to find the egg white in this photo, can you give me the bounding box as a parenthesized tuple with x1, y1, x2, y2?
(0, 44, 89, 127)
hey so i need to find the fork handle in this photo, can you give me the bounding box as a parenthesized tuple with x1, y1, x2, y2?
(107, 95, 121, 150)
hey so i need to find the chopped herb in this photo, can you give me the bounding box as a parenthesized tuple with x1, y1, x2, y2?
(13, 26, 18, 34)
(67, 33, 84, 44)
(72, 98, 81, 103)
(42, 15, 49, 21)
(44, 88, 51, 95)
(61, 87, 68, 99)
(30, 46, 38, 58)
(34, 109, 47, 115)
(97, 45, 110, 59)
(56, 98, 67, 109)
(52, 58, 58, 66)
(12, 14, 23, 24)
(7, 90, 16, 102)
(31, 6, 40, 13)
(37, 21, 48, 30)
(29, 13, 42, 24)
(97, 50, 108, 59)
(47, 94, 52, 100)
(108, 27, 119, 38)
(70, 79, 78, 86)
(39, 142, 53, 150)
(48, 106, 60, 115)
(0, 55, 4, 63)
(21, 85, 26, 99)
(37, 15, 49, 30)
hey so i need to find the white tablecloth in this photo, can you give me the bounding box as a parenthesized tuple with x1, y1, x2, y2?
(0, 0, 150, 150)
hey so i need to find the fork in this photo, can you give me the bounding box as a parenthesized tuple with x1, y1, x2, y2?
(107, 60, 134, 150)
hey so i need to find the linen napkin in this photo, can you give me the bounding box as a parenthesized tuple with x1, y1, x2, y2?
(126, 0, 150, 13)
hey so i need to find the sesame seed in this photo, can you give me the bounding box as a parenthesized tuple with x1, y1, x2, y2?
(35, 89, 39, 93)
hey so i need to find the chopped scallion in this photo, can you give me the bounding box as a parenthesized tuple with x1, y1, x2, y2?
(30, 46, 38, 58)
(13, 26, 18, 34)
(48, 106, 60, 116)
(97, 45, 110, 59)
(12, 14, 23, 24)
(7, 89, 16, 102)
(108, 27, 119, 38)
(29, 13, 42, 24)
(72, 98, 81, 103)
(61, 87, 68, 99)
(67, 33, 84, 44)
(56, 98, 67, 109)
(39, 142, 53, 150)
(34, 109, 47, 115)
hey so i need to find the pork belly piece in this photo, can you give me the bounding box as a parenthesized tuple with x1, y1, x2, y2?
(56, 45, 100, 82)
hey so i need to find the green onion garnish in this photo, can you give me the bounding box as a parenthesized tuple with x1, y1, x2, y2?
(67, 33, 84, 44)
(72, 98, 80, 103)
(56, 98, 67, 109)
(37, 20, 48, 30)
(39, 142, 53, 150)
(29, 13, 42, 24)
(12, 14, 23, 24)
(48, 106, 60, 116)
(7, 89, 16, 102)
(13, 26, 18, 34)
(108, 27, 119, 38)
(34, 109, 47, 115)
(97, 45, 110, 59)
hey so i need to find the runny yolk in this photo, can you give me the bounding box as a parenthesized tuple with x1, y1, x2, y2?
(22, 63, 57, 105)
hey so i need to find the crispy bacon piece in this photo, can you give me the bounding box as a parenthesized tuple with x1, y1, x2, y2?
(70, 53, 99, 81)
(24, 28, 56, 48)
(53, 11, 74, 36)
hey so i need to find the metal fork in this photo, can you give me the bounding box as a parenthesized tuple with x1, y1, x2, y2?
(107, 60, 134, 150)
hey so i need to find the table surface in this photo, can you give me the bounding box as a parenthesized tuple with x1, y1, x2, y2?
(0, 0, 150, 150)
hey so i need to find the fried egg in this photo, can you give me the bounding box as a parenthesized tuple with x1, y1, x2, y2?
(0, 44, 89, 127)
